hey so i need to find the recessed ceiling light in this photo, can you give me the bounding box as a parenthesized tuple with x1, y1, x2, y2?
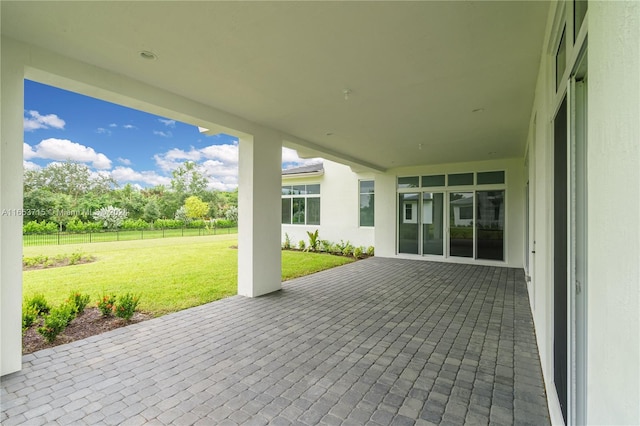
(139, 50, 157, 60)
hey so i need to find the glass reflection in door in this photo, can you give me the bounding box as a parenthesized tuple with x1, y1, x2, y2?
(422, 193, 444, 255)
(398, 193, 419, 254)
(476, 191, 505, 260)
(449, 192, 474, 257)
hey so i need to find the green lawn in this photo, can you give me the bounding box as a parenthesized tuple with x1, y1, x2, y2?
(22, 235, 354, 316)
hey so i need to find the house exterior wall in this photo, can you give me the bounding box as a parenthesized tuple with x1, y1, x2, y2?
(526, 1, 640, 424)
(282, 161, 375, 249)
(586, 1, 639, 423)
(376, 158, 525, 268)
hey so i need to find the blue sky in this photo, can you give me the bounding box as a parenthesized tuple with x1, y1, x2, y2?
(23, 80, 317, 191)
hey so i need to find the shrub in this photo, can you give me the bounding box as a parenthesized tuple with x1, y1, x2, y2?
(319, 240, 332, 253)
(306, 230, 319, 252)
(25, 293, 50, 315)
(114, 293, 140, 321)
(22, 304, 39, 332)
(187, 219, 206, 229)
(298, 240, 306, 250)
(342, 243, 355, 257)
(283, 233, 291, 250)
(213, 219, 236, 229)
(38, 303, 75, 343)
(66, 290, 91, 315)
(155, 219, 182, 229)
(93, 206, 128, 229)
(366, 246, 375, 256)
(97, 293, 117, 316)
(121, 218, 150, 230)
(23, 220, 58, 234)
(353, 246, 364, 259)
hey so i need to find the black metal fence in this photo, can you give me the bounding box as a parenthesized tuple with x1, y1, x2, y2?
(23, 226, 238, 247)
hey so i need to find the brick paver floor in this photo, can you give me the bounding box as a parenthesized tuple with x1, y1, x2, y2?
(1, 258, 550, 425)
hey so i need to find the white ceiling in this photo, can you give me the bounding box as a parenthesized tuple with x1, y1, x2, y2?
(1, 1, 550, 171)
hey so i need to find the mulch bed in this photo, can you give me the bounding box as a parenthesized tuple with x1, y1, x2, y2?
(22, 307, 152, 355)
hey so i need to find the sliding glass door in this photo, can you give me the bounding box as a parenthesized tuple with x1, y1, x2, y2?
(449, 192, 474, 257)
(398, 193, 419, 254)
(476, 190, 505, 260)
(422, 193, 444, 255)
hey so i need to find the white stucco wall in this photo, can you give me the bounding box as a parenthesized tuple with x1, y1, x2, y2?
(525, 1, 640, 424)
(1, 37, 26, 376)
(281, 161, 375, 250)
(375, 158, 525, 268)
(586, 1, 639, 423)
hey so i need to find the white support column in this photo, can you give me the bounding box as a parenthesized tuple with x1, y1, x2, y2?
(237, 132, 282, 297)
(1, 41, 25, 375)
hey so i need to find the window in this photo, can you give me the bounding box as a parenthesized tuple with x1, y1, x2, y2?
(397, 176, 419, 188)
(422, 175, 445, 187)
(281, 184, 320, 225)
(556, 26, 567, 90)
(477, 171, 505, 185)
(359, 180, 375, 227)
(448, 173, 474, 186)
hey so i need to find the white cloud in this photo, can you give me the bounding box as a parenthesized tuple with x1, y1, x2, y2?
(151, 144, 323, 190)
(27, 138, 112, 169)
(201, 144, 239, 165)
(123, 124, 136, 129)
(109, 123, 118, 128)
(96, 127, 112, 135)
(165, 148, 202, 161)
(282, 147, 322, 167)
(158, 118, 176, 127)
(110, 167, 171, 187)
(153, 130, 173, 138)
(23, 161, 41, 171)
(24, 110, 66, 132)
(117, 157, 132, 166)
(24, 143, 37, 159)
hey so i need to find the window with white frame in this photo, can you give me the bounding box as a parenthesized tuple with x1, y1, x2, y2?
(281, 184, 320, 225)
(359, 180, 375, 227)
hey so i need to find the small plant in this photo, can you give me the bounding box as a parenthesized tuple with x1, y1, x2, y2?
(298, 240, 306, 250)
(283, 233, 291, 250)
(25, 294, 50, 315)
(37, 303, 75, 343)
(66, 291, 91, 315)
(330, 243, 343, 255)
(22, 304, 39, 333)
(353, 246, 363, 259)
(366, 246, 375, 256)
(97, 293, 117, 316)
(306, 230, 320, 252)
(114, 293, 140, 321)
(342, 243, 355, 257)
(319, 240, 332, 252)
(68, 252, 83, 265)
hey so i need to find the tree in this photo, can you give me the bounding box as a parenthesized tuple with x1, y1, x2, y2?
(183, 196, 209, 220)
(224, 206, 238, 223)
(174, 206, 190, 224)
(142, 199, 160, 223)
(170, 161, 208, 198)
(24, 161, 116, 203)
(93, 206, 128, 229)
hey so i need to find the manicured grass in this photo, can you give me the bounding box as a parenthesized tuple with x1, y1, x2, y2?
(22, 235, 354, 316)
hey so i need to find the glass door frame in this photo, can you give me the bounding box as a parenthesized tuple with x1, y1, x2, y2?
(396, 182, 507, 261)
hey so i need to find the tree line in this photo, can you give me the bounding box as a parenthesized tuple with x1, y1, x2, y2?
(22, 160, 238, 231)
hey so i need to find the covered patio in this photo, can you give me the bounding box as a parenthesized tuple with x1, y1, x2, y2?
(1, 259, 549, 425)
